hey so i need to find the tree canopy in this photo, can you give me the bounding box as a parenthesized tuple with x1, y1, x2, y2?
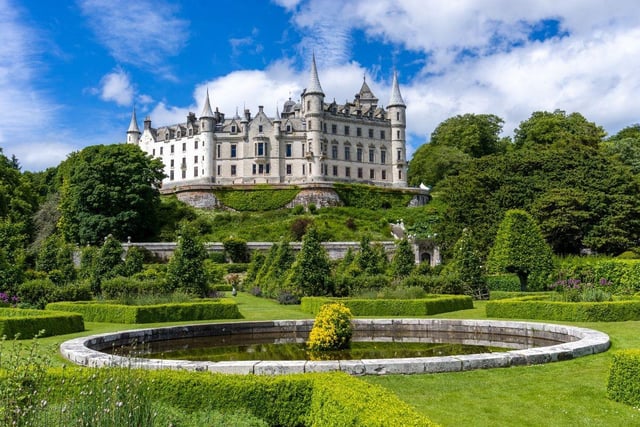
(513, 110, 605, 149)
(58, 144, 165, 245)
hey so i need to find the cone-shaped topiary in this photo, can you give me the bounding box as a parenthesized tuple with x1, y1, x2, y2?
(307, 302, 353, 352)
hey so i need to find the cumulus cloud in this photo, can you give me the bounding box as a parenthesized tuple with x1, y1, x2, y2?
(77, 0, 189, 72)
(99, 68, 134, 106)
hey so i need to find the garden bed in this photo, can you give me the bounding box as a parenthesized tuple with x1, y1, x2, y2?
(301, 295, 473, 316)
(0, 307, 84, 338)
(46, 299, 241, 324)
(486, 296, 640, 322)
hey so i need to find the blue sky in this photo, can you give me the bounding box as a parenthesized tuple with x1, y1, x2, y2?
(3, 0, 640, 171)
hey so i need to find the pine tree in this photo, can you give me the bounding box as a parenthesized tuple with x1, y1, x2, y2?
(451, 228, 488, 298)
(286, 227, 332, 296)
(391, 239, 415, 278)
(166, 225, 208, 297)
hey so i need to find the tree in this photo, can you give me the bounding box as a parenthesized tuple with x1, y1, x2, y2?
(430, 113, 507, 157)
(58, 144, 165, 245)
(90, 235, 124, 293)
(285, 227, 332, 296)
(408, 144, 471, 187)
(356, 235, 386, 275)
(449, 228, 487, 299)
(514, 110, 605, 149)
(486, 210, 554, 291)
(166, 225, 208, 297)
(603, 124, 640, 175)
(391, 239, 415, 278)
(262, 237, 295, 297)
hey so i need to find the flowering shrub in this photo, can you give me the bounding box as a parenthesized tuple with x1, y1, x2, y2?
(307, 302, 353, 352)
(550, 277, 612, 302)
(0, 292, 19, 307)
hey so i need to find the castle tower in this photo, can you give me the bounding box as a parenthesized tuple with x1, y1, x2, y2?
(302, 54, 325, 181)
(126, 108, 141, 145)
(387, 71, 407, 186)
(200, 90, 215, 182)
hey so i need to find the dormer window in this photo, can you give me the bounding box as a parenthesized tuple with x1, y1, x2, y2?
(231, 125, 237, 133)
(258, 125, 263, 133)
(286, 124, 292, 132)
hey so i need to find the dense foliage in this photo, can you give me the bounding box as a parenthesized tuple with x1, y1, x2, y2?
(213, 187, 300, 211)
(58, 144, 164, 244)
(307, 302, 353, 352)
(167, 226, 208, 297)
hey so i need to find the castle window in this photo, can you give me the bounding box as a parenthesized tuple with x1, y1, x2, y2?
(382, 170, 387, 180)
(181, 158, 186, 167)
(152, 149, 155, 156)
(396, 112, 400, 120)
(345, 167, 351, 177)
(344, 126, 350, 136)
(194, 140, 198, 149)
(181, 170, 186, 179)
(381, 150, 387, 164)
(344, 146, 351, 160)
(217, 144, 221, 158)
(182, 142, 186, 152)
(252, 164, 257, 174)
(380, 130, 386, 140)
(231, 165, 237, 176)
(357, 127, 362, 137)
(302, 143, 306, 154)
(231, 144, 237, 158)
(160, 147, 163, 155)
(331, 124, 337, 134)
(357, 168, 363, 178)
(356, 147, 363, 162)
(189, 128, 193, 136)
(369, 169, 375, 179)
(331, 145, 338, 159)
(286, 124, 292, 132)
(399, 170, 402, 180)
(256, 142, 265, 156)
(194, 166, 198, 177)
(166, 131, 170, 139)
(170, 159, 174, 167)
(302, 164, 306, 175)
(369, 148, 375, 163)
(258, 125, 263, 133)
(217, 165, 221, 175)
(368, 129, 374, 138)
(194, 155, 198, 164)
(332, 165, 338, 176)
(170, 170, 174, 180)
(397, 149, 402, 161)
(266, 163, 270, 174)
(231, 125, 237, 133)
(286, 143, 292, 157)
(286, 164, 292, 175)
(171, 145, 174, 154)
(323, 164, 328, 175)
(258, 164, 265, 174)
(397, 130, 400, 139)
(323, 123, 327, 133)
(307, 100, 310, 111)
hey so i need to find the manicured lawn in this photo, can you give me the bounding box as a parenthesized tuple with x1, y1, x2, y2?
(18, 295, 640, 426)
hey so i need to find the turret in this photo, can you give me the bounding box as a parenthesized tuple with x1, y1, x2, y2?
(387, 71, 407, 186)
(303, 54, 325, 181)
(126, 108, 141, 145)
(200, 90, 215, 181)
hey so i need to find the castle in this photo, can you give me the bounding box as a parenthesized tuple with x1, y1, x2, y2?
(126, 56, 408, 189)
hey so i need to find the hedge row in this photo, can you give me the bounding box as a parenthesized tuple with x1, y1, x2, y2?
(45, 299, 241, 324)
(486, 274, 521, 292)
(489, 291, 554, 300)
(301, 295, 473, 316)
(486, 296, 640, 322)
(213, 187, 300, 211)
(607, 350, 640, 407)
(42, 368, 435, 427)
(557, 257, 640, 295)
(0, 308, 84, 339)
(333, 183, 414, 209)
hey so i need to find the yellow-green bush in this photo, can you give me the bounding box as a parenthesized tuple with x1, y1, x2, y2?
(0, 308, 84, 338)
(486, 296, 640, 321)
(307, 302, 353, 352)
(45, 299, 241, 323)
(607, 350, 640, 407)
(39, 368, 436, 427)
(301, 295, 473, 316)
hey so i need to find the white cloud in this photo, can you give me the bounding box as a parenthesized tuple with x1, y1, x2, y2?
(77, 0, 189, 72)
(99, 68, 134, 106)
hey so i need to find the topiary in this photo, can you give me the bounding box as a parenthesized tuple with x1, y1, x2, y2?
(307, 302, 353, 352)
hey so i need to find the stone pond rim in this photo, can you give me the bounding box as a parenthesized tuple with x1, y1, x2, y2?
(60, 318, 610, 376)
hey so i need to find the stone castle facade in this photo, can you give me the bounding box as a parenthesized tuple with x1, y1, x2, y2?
(126, 57, 408, 188)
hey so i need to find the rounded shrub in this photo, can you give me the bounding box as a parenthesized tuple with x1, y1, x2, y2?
(307, 302, 353, 352)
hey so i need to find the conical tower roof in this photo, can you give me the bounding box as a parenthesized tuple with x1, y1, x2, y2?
(306, 54, 324, 95)
(200, 89, 214, 118)
(388, 71, 405, 107)
(127, 108, 140, 133)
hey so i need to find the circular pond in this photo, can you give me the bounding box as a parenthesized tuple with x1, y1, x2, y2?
(60, 319, 610, 375)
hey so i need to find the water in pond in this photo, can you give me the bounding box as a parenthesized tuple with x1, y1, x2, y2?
(116, 337, 506, 362)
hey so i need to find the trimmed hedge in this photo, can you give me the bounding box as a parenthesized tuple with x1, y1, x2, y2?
(486, 274, 521, 292)
(45, 299, 241, 324)
(489, 291, 554, 300)
(0, 308, 84, 339)
(333, 183, 414, 209)
(607, 350, 640, 407)
(486, 296, 640, 322)
(42, 369, 435, 427)
(301, 295, 473, 316)
(214, 187, 300, 211)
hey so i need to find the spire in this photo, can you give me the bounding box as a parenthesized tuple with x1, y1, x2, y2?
(307, 54, 324, 95)
(234, 106, 240, 120)
(388, 71, 405, 107)
(127, 107, 140, 133)
(274, 106, 281, 121)
(200, 89, 214, 118)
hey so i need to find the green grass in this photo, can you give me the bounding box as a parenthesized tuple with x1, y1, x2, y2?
(13, 295, 640, 426)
